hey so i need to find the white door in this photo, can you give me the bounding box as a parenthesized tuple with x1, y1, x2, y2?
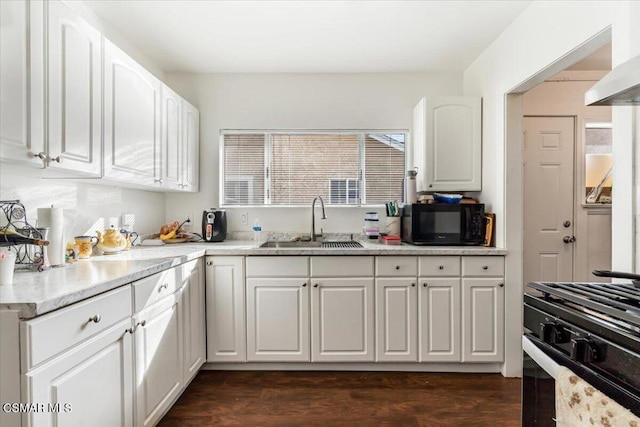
(161, 84, 182, 190)
(0, 0, 45, 166)
(375, 278, 417, 362)
(206, 256, 246, 362)
(181, 259, 205, 381)
(24, 320, 134, 427)
(47, 1, 101, 176)
(181, 99, 199, 192)
(311, 278, 375, 362)
(461, 278, 504, 362)
(246, 278, 309, 362)
(418, 278, 461, 362)
(134, 294, 183, 427)
(103, 38, 161, 187)
(413, 97, 482, 192)
(523, 116, 575, 283)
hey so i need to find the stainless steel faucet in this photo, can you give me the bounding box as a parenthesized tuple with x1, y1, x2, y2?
(310, 196, 327, 241)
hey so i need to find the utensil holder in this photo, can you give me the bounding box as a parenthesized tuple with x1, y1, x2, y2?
(383, 217, 401, 237)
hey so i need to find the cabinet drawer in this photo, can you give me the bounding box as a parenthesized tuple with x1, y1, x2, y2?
(246, 256, 309, 277)
(376, 256, 417, 277)
(311, 256, 373, 277)
(419, 256, 461, 276)
(462, 256, 504, 277)
(21, 285, 132, 372)
(133, 268, 178, 312)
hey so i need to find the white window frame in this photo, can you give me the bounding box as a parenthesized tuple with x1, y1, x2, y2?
(219, 130, 408, 207)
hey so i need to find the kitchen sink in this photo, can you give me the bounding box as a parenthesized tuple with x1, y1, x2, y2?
(259, 240, 362, 248)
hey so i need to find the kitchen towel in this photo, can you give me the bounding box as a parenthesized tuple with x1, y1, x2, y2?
(37, 206, 65, 266)
(556, 366, 640, 426)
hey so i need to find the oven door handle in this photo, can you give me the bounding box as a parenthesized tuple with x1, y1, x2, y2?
(523, 335, 560, 380)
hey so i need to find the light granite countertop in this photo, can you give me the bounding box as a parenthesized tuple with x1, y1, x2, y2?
(0, 240, 507, 319)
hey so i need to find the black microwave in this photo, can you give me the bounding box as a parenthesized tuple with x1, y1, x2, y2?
(401, 203, 486, 245)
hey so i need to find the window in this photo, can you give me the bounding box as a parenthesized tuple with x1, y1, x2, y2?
(584, 122, 612, 204)
(221, 131, 407, 206)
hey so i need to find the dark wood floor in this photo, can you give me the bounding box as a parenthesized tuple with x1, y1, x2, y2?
(159, 371, 522, 426)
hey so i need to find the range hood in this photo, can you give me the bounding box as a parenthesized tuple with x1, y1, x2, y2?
(585, 54, 640, 106)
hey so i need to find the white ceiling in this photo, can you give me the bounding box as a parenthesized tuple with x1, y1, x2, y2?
(85, 0, 532, 73)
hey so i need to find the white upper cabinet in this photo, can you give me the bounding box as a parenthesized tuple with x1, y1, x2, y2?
(103, 38, 161, 187)
(412, 97, 482, 192)
(0, 0, 45, 166)
(160, 84, 182, 190)
(181, 99, 200, 192)
(47, 0, 101, 176)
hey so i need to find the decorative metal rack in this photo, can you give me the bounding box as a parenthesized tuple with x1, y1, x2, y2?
(0, 200, 48, 271)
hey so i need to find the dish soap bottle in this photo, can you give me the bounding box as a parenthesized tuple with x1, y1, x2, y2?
(252, 219, 262, 241)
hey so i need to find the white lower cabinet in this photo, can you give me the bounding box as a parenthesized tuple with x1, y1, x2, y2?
(182, 259, 206, 381)
(205, 257, 246, 362)
(134, 292, 183, 427)
(375, 278, 417, 362)
(23, 320, 134, 427)
(246, 278, 310, 361)
(311, 278, 375, 362)
(418, 278, 461, 362)
(461, 278, 505, 362)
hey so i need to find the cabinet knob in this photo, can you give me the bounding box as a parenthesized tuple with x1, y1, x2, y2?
(499, 283, 504, 287)
(411, 283, 416, 287)
(34, 152, 47, 160)
(154, 179, 164, 184)
(88, 314, 101, 323)
(302, 282, 307, 287)
(206, 261, 213, 266)
(395, 265, 400, 270)
(136, 320, 147, 328)
(158, 283, 169, 292)
(313, 283, 319, 288)
(429, 184, 433, 188)
(126, 327, 135, 334)
(482, 265, 488, 270)
(422, 282, 428, 287)
(439, 265, 444, 270)
(49, 155, 62, 163)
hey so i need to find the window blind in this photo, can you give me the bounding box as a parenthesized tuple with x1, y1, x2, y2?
(221, 131, 406, 206)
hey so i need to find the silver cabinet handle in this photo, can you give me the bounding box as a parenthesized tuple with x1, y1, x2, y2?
(158, 283, 169, 292)
(49, 155, 62, 163)
(88, 315, 101, 323)
(126, 327, 134, 334)
(34, 152, 47, 160)
(154, 179, 164, 184)
(136, 320, 146, 328)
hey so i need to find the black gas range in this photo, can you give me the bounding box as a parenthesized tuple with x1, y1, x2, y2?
(523, 271, 640, 426)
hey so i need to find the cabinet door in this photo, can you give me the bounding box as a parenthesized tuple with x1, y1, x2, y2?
(24, 320, 134, 427)
(311, 278, 374, 362)
(47, 0, 101, 176)
(461, 278, 504, 362)
(206, 257, 246, 362)
(375, 278, 417, 362)
(103, 38, 161, 187)
(413, 97, 481, 191)
(181, 99, 199, 192)
(134, 294, 183, 427)
(246, 278, 309, 362)
(161, 84, 182, 190)
(182, 259, 205, 381)
(0, 0, 45, 166)
(418, 278, 461, 362)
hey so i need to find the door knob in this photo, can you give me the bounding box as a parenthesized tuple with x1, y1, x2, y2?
(563, 236, 576, 243)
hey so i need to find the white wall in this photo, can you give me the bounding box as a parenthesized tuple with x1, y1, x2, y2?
(463, 0, 639, 377)
(165, 72, 462, 234)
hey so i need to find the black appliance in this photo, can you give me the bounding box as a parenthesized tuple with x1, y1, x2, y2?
(202, 209, 227, 242)
(522, 271, 640, 426)
(401, 203, 485, 245)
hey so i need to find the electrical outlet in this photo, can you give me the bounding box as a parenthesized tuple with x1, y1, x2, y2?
(183, 212, 194, 229)
(241, 212, 248, 226)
